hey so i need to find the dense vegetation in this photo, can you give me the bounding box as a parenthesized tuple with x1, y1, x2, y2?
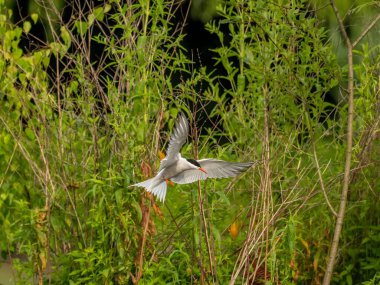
(0, 0, 379, 284)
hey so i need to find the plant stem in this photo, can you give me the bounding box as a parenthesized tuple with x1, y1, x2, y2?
(323, 3, 380, 284)
(313, 145, 337, 217)
(192, 110, 217, 284)
(323, 1, 354, 283)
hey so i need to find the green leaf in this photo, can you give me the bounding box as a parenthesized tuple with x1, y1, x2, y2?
(42, 50, 51, 68)
(60, 26, 71, 48)
(88, 178, 105, 185)
(88, 13, 95, 27)
(132, 201, 142, 222)
(346, 274, 352, 285)
(104, 4, 111, 13)
(74, 20, 88, 36)
(93, 7, 105, 21)
(115, 189, 123, 207)
(31, 13, 38, 24)
(50, 42, 67, 57)
(23, 21, 31, 34)
(25, 128, 35, 140)
(237, 74, 245, 94)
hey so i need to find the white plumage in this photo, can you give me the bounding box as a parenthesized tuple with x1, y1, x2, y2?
(131, 113, 256, 202)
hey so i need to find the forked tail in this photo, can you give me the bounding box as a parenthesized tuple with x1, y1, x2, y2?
(131, 177, 167, 203)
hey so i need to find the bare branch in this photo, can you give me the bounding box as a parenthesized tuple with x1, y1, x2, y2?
(352, 12, 380, 49)
(329, 0, 351, 47)
(313, 146, 337, 217)
(323, 0, 355, 283)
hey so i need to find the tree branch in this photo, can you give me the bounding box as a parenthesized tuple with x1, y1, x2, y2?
(352, 12, 380, 49)
(313, 146, 337, 217)
(323, 1, 354, 284)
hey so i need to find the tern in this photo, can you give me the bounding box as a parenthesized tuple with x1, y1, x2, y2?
(131, 113, 255, 202)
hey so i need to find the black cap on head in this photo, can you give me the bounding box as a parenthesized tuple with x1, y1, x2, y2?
(186, 158, 201, 167)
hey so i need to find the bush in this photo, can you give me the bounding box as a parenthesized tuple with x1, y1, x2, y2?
(0, 0, 379, 284)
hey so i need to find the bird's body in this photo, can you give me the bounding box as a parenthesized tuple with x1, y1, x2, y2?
(131, 113, 256, 202)
(159, 154, 200, 180)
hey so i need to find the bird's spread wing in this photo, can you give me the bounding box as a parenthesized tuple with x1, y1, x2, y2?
(159, 113, 189, 171)
(171, 159, 255, 184)
(170, 169, 207, 184)
(199, 159, 255, 178)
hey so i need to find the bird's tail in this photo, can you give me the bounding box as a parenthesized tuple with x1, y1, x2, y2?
(131, 177, 167, 203)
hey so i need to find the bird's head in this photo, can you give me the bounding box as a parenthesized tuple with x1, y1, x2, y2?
(186, 158, 207, 173)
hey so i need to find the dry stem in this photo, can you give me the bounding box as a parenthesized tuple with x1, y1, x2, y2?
(323, 2, 380, 284)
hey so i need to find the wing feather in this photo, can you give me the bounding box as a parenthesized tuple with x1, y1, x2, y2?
(159, 113, 189, 171)
(171, 159, 256, 184)
(171, 170, 207, 184)
(199, 159, 255, 179)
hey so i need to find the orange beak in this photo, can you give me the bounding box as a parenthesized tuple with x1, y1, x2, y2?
(199, 167, 207, 174)
(165, 179, 174, 187)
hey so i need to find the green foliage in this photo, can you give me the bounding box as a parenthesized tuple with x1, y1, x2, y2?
(0, 0, 379, 284)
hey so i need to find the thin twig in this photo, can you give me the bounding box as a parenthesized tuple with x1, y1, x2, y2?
(192, 110, 218, 284)
(261, 84, 272, 283)
(0, 144, 17, 188)
(312, 146, 337, 217)
(352, 12, 380, 48)
(133, 201, 151, 284)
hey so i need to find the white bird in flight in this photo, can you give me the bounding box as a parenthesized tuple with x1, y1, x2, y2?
(131, 113, 255, 202)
